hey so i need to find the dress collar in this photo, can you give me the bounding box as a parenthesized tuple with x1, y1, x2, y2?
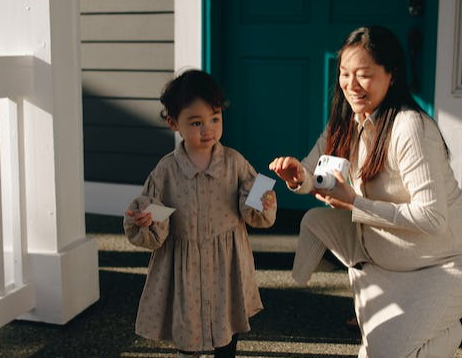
(174, 141, 224, 179)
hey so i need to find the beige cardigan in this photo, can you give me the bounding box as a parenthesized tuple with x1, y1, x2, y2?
(295, 109, 462, 271)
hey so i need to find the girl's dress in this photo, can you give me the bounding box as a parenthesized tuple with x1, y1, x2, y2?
(124, 141, 276, 351)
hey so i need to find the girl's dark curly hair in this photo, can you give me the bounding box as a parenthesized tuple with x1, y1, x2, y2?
(160, 69, 228, 120)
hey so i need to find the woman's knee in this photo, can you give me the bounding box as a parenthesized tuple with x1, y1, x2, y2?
(300, 207, 332, 233)
(300, 207, 350, 234)
(365, 321, 462, 358)
(406, 321, 462, 358)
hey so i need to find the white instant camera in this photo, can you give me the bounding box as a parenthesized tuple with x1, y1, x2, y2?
(313, 155, 350, 190)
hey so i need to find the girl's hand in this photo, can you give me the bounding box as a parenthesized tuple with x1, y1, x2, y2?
(312, 170, 356, 210)
(126, 210, 153, 227)
(261, 190, 276, 211)
(269, 156, 305, 188)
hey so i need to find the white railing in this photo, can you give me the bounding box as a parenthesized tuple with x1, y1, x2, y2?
(0, 56, 35, 327)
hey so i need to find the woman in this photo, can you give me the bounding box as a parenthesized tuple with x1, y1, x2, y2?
(269, 26, 462, 358)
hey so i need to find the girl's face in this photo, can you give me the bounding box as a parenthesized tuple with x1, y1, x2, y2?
(339, 46, 392, 121)
(168, 98, 223, 153)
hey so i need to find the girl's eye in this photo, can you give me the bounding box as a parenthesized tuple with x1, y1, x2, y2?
(191, 121, 201, 127)
(212, 117, 220, 123)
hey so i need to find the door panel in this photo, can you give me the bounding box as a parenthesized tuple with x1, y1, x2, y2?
(210, 0, 438, 210)
(240, 0, 311, 23)
(331, 1, 403, 23)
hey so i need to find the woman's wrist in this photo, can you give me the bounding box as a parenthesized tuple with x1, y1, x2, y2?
(287, 179, 304, 189)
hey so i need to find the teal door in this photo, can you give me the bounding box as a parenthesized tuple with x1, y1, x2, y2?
(203, 0, 438, 210)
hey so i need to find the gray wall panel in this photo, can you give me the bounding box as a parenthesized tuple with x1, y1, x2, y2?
(82, 71, 172, 98)
(81, 14, 173, 41)
(83, 98, 166, 127)
(81, 43, 174, 70)
(81, 1, 175, 185)
(81, 0, 173, 13)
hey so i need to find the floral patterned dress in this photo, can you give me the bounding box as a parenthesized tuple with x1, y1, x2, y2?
(123, 141, 276, 351)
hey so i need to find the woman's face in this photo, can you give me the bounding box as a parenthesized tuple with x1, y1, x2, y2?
(339, 45, 392, 121)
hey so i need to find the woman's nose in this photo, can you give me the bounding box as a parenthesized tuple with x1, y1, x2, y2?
(348, 76, 360, 89)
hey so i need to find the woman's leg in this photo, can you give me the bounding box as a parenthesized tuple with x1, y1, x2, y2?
(214, 334, 239, 358)
(411, 321, 462, 358)
(349, 258, 462, 358)
(292, 207, 368, 284)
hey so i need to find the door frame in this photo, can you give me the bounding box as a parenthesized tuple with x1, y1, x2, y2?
(174, 0, 203, 72)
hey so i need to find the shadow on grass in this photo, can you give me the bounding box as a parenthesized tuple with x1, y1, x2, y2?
(98, 250, 298, 271)
(0, 249, 358, 358)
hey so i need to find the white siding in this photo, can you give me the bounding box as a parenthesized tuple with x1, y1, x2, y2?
(80, 1, 175, 188)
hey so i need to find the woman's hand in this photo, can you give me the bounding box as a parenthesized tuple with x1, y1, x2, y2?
(312, 170, 357, 210)
(269, 156, 306, 188)
(260, 190, 276, 211)
(126, 210, 153, 227)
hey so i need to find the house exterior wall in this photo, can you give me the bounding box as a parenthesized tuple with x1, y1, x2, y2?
(81, 0, 176, 216)
(84, 0, 462, 216)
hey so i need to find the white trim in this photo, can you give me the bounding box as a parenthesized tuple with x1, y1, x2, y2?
(173, 0, 202, 145)
(452, 0, 462, 95)
(85, 181, 142, 216)
(20, 239, 99, 324)
(0, 56, 33, 97)
(174, 0, 202, 72)
(0, 283, 35, 327)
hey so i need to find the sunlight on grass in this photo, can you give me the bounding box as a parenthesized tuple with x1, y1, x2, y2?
(120, 339, 359, 357)
(255, 269, 352, 297)
(100, 267, 147, 274)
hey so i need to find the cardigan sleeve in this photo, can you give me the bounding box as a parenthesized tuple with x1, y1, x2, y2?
(290, 128, 328, 194)
(352, 112, 448, 235)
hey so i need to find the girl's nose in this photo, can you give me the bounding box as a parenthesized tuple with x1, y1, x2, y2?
(201, 123, 212, 134)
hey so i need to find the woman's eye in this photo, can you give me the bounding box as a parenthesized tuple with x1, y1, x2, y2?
(212, 117, 220, 123)
(191, 121, 201, 127)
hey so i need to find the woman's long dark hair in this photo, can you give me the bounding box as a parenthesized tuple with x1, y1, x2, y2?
(325, 26, 423, 182)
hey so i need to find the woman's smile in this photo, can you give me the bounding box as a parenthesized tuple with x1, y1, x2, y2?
(349, 93, 367, 103)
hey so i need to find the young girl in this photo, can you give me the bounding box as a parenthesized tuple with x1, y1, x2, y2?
(124, 69, 277, 358)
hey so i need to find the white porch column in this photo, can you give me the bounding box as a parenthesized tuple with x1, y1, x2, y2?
(0, 0, 99, 324)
